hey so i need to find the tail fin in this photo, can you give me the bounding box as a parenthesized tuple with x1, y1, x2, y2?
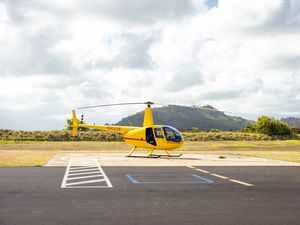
(72, 110, 78, 137)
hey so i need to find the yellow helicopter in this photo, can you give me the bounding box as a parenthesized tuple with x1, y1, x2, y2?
(71, 102, 184, 158)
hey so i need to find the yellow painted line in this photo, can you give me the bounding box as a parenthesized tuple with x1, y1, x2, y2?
(186, 165, 195, 169)
(210, 173, 229, 179)
(229, 179, 254, 187)
(195, 168, 210, 174)
(185, 165, 254, 187)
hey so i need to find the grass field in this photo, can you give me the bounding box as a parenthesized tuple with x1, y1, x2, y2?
(0, 150, 57, 167)
(0, 140, 300, 166)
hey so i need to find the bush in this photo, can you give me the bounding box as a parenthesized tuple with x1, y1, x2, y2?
(242, 123, 256, 133)
(191, 127, 200, 133)
(210, 128, 221, 133)
(241, 116, 294, 136)
(0, 129, 123, 142)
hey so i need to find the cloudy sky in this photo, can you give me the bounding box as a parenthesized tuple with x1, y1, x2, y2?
(0, 0, 300, 130)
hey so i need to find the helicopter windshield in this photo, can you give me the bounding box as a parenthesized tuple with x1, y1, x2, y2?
(163, 126, 182, 142)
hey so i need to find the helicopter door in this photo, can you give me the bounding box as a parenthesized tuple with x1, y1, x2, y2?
(146, 127, 157, 146)
(153, 127, 165, 148)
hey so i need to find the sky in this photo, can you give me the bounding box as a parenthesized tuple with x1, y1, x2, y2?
(0, 0, 300, 130)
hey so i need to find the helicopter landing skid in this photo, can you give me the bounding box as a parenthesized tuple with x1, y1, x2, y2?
(155, 153, 183, 158)
(126, 153, 182, 158)
(127, 147, 182, 158)
(126, 155, 160, 158)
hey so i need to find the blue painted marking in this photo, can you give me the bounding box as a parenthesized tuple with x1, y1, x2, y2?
(126, 173, 214, 184)
(126, 175, 139, 184)
(192, 174, 214, 183)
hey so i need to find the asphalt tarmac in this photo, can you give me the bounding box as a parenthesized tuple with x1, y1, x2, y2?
(1, 166, 300, 225)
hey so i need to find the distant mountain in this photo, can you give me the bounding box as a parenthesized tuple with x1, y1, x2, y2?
(281, 117, 300, 128)
(115, 105, 250, 131)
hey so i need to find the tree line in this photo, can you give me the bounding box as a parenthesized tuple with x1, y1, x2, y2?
(0, 116, 298, 142)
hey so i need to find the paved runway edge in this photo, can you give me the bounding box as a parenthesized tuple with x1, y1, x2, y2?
(45, 153, 300, 167)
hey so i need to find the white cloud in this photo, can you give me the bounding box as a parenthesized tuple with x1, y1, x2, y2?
(0, 0, 300, 130)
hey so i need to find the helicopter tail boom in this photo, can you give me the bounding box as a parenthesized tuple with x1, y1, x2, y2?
(71, 110, 139, 135)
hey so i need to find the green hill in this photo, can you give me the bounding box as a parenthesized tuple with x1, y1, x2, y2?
(281, 117, 300, 128)
(115, 105, 250, 131)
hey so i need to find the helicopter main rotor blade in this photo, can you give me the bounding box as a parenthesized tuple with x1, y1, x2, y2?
(76, 101, 154, 110)
(76, 101, 230, 114)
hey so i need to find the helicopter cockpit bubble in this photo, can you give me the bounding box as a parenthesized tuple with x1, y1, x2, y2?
(162, 126, 183, 142)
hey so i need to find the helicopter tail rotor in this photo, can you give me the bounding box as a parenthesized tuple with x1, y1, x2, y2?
(72, 110, 79, 137)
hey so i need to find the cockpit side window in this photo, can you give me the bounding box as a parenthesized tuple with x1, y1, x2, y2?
(163, 126, 182, 142)
(154, 128, 164, 138)
(163, 127, 176, 141)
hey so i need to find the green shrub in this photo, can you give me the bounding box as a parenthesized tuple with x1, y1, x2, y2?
(191, 127, 200, 133)
(241, 116, 294, 136)
(210, 128, 221, 133)
(0, 129, 123, 142)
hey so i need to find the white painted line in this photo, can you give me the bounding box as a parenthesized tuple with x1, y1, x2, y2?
(95, 159, 113, 188)
(66, 179, 106, 186)
(67, 174, 103, 181)
(229, 179, 254, 187)
(210, 173, 229, 179)
(69, 166, 98, 171)
(61, 158, 73, 188)
(69, 168, 100, 173)
(61, 158, 113, 188)
(68, 171, 101, 176)
(63, 186, 111, 189)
